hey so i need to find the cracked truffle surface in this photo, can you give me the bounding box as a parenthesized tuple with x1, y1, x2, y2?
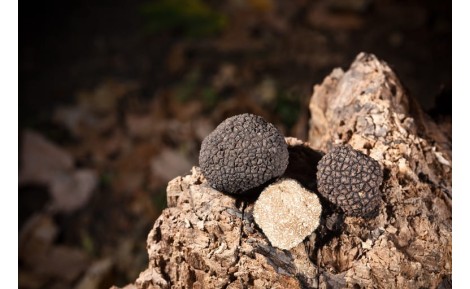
(316, 144, 383, 217)
(199, 113, 289, 194)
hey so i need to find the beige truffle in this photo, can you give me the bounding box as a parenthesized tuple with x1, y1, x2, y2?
(253, 179, 322, 250)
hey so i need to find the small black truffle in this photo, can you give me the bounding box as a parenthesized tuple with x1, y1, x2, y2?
(316, 144, 383, 217)
(199, 113, 289, 194)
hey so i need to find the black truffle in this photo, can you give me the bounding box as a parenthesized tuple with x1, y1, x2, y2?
(316, 144, 383, 217)
(199, 113, 289, 194)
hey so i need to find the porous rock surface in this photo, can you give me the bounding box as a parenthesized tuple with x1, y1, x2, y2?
(122, 167, 317, 289)
(309, 53, 451, 288)
(199, 113, 288, 194)
(113, 53, 451, 289)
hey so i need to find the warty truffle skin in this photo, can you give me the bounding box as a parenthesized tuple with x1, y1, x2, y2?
(316, 144, 383, 217)
(199, 113, 289, 194)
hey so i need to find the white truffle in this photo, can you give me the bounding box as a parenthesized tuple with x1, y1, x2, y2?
(253, 178, 322, 250)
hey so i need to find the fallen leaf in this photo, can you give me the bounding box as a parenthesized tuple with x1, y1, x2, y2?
(307, 4, 364, 30)
(150, 149, 193, 182)
(34, 245, 90, 282)
(53, 106, 98, 137)
(111, 142, 158, 194)
(193, 118, 214, 142)
(19, 130, 98, 213)
(18, 270, 48, 289)
(49, 169, 98, 213)
(19, 130, 73, 185)
(212, 64, 238, 91)
(110, 285, 138, 289)
(126, 113, 158, 138)
(254, 77, 277, 103)
(74, 258, 113, 289)
(77, 79, 138, 114)
(19, 213, 58, 266)
(168, 99, 203, 122)
(19, 214, 89, 285)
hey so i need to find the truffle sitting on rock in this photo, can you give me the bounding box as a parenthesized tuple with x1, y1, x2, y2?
(253, 178, 322, 250)
(199, 113, 289, 194)
(316, 144, 383, 217)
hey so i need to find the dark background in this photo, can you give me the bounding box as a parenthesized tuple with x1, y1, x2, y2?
(19, 0, 451, 288)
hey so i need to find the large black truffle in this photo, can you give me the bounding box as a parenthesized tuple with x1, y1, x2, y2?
(316, 144, 383, 217)
(199, 113, 289, 194)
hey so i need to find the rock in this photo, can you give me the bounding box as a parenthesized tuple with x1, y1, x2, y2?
(113, 53, 452, 289)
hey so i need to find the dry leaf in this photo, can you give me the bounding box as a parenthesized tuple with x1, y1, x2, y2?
(20, 130, 97, 213)
(151, 149, 192, 182)
(74, 258, 113, 289)
(20, 130, 73, 185)
(49, 169, 97, 213)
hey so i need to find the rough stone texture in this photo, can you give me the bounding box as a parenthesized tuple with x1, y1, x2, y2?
(132, 167, 316, 289)
(114, 53, 451, 289)
(316, 144, 383, 217)
(199, 113, 289, 194)
(253, 178, 322, 250)
(309, 53, 451, 288)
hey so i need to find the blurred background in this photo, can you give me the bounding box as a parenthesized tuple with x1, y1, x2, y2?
(19, 0, 451, 288)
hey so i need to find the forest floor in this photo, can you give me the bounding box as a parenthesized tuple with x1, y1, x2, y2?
(19, 0, 451, 288)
